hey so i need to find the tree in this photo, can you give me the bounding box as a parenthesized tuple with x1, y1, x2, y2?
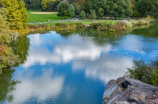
(67, 4, 75, 17)
(80, 11, 86, 19)
(88, 0, 107, 18)
(0, 8, 10, 45)
(0, 8, 19, 74)
(41, 0, 47, 10)
(0, 0, 28, 30)
(72, 2, 81, 15)
(24, 0, 31, 9)
(46, 0, 56, 11)
(72, 0, 88, 15)
(90, 10, 96, 20)
(105, 0, 132, 17)
(57, 0, 75, 17)
(136, 0, 158, 17)
(98, 8, 104, 18)
(30, 0, 41, 10)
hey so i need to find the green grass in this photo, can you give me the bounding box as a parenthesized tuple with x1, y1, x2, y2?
(30, 20, 119, 26)
(27, 10, 119, 25)
(27, 10, 63, 22)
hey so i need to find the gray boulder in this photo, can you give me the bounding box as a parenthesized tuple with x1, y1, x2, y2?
(102, 77, 158, 104)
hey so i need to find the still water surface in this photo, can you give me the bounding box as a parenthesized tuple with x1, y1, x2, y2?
(1, 24, 158, 104)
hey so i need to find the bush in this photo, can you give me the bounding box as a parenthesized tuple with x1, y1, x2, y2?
(75, 22, 86, 28)
(55, 22, 86, 30)
(131, 20, 149, 26)
(126, 60, 158, 86)
(111, 20, 133, 31)
(90, 22, 112, 31)
(80, 11, 86, 19)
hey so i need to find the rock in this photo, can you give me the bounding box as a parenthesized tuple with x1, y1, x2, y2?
(102, 77, 158, 104)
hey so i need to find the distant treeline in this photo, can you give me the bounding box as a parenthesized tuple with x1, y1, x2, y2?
(24, 0, 158, 18)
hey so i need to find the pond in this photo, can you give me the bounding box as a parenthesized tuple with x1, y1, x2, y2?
(1, 24, 158, 104)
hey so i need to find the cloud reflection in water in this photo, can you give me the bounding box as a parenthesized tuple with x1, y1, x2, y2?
(9, 68, 64, 104)
(23, 32, 135, 84)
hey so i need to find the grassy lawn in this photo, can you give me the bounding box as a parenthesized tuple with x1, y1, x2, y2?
(30, 20, 119, 26)
(27, 10, 63, 22)
(27, 10, 119, 25)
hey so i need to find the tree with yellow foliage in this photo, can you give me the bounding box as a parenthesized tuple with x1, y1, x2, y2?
(0, 0, 28, 30)
(41, 0, 47, 10)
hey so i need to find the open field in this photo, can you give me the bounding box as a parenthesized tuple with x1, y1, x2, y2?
(27, 10, 63, 22)
(30, 20, 119, 26)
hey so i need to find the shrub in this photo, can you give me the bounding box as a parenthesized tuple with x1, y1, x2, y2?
(90, 22, 112, 31)
(111, 20, 133, 31)
(126, 60, 158, 86)
(131, 20, 149, 26)
(111, 22, 124, 31)
(75, 22, 86, 28)
(55, 22, 86, 30)
(146, 15, 152, 20)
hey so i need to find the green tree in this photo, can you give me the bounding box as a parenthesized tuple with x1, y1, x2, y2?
(41, 0, 47, 10)
(46, 0, 56, 11)
(24, 0, 31, 9)
(80, 11, 86, 19)
(136, 0, 158, 17)
(57, 0, 75, 17)
(68, 4, 75, 17)
(90, 10, 96, 20)
(30, 0, 42, 10)
(72, 2, 81, 15)
(0, 0, 28, 30)
(88, 0, 107, 18)
(103, 0, 133, 17)
(98, 8, 104, 18)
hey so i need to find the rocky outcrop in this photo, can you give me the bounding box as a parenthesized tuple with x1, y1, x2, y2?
(102, 77, 158, 104)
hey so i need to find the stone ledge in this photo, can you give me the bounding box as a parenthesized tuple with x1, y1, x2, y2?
(103, 77, 158, 104)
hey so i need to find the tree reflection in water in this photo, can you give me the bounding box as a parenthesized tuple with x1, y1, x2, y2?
(0, 68, 20, 103)
(0, 36, 30, 103)
(11, 36, 30, 66)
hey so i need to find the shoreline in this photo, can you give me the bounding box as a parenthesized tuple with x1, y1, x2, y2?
(14, 19, 154, 36)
